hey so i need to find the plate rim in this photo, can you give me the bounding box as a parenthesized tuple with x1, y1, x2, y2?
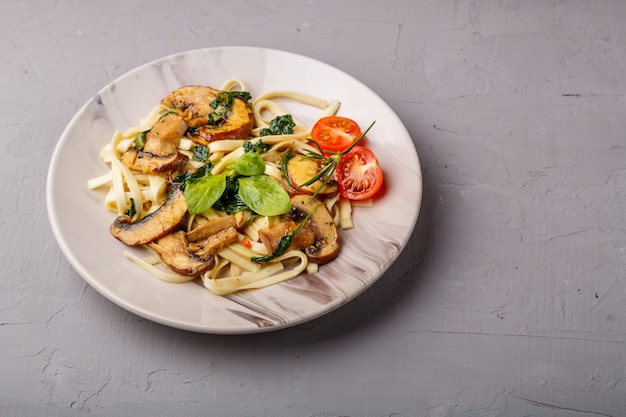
(46, 46, 423, 334)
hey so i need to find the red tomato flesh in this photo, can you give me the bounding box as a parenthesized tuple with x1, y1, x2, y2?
(335, 146, 384, 200)
(311, 116, 362, 153)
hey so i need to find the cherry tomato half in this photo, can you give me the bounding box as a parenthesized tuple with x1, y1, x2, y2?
(335, 146, 384, 200)
(311, 116, 362, 153)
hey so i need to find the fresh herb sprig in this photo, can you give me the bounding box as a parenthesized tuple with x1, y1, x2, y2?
(250, 203, 322, 263)
(299, 121, 375, 197)
(125, 197, 137, 218)
(173, 163, 213, 191)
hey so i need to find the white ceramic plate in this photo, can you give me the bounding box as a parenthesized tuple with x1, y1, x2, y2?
(46, 47, 422, 334)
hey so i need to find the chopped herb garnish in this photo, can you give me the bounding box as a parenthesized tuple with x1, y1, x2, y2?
(301, 121, 376, 192)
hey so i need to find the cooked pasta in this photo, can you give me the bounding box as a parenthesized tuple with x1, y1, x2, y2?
(89, 79, 369, 295)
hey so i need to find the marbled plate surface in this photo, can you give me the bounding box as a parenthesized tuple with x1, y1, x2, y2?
(46, 47, 422, 334)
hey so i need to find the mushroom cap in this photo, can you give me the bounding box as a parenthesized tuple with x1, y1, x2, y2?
(289, 194, 341, 264)
(110, 184, 188, 246)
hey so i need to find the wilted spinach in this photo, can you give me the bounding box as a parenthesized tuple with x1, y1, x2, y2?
(243, 139, 271, 154)
(207, 91, 252, 126)
(192, 145, 209, 162)
(259, 114, 295, 137)
(173, 163, 213, 191)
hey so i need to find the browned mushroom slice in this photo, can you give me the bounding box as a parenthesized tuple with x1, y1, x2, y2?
(110, 185, 188, 246)
(120, 150, 189, 175)
(290, 194, 341, 264)
(189, 227, 239, 258)
(161, 85, 254, 145)
(186, 215, 238, 243)
(161, 85, 222, 127)
(143, 112, 188, 156)
(195, 96, 254, 143)
(148, 231, 214, 276)
(258, 220, 317, 254)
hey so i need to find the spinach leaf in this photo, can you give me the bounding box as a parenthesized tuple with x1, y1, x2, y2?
(212, 91, 252, 108)
(259, 114, 295, 137)
(207, 91, 252, 126)
(237, 176, 291, 216)
(212, 176, 248, 214)
(192, 145, 209, 162)
(251, 233, 294, 263)
(228, 152, 265, 176)
(184, 172, 227, 215)
(243, 139, 271, 154)
(279, 151, 296, 188)
(134, 130, 148, 151)
(124, 198, 137, 217)
(173, 163, 213, 191)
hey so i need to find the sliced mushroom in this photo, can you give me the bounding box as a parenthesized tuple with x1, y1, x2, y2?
(161, 85, 254, 144)
(186, 215, 238, 243)
(189, 227, 239, 258)
(142, 112, 188, 156)
(257, 195, 341, 264)
(148, 231, 214, 276)
(161, 85, 222, 127)
(110, 184, 188, 246)
(289, 194, 341, 264)
(258, 220, 317, 254)
(286, 155, 338, 197)
(195, 96, 254, 143)
(120, 149, 189, 175)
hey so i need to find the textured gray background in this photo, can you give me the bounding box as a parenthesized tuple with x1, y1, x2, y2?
(2, 1, 625, 416)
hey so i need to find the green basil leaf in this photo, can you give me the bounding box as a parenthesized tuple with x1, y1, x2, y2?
(184, 172, 227, 215)
(237, 176, 291, 216)
(228, 152, 265, 176)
